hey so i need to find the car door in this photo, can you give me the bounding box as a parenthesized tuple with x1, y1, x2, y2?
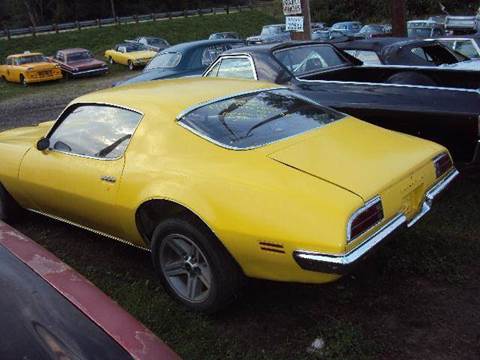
(3, 58, 13, 81)
(19, 104, 143, 237)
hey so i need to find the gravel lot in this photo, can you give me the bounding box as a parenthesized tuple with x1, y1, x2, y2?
(0, 73, 129, 130)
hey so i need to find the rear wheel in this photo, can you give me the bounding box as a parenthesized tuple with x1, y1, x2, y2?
(151, 217, 243, 313)
(0, 185, 21, 222)
(128, 60, 134, 71)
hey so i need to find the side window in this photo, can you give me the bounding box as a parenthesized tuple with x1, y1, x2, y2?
(49, 105, 142, 159)
(215, 58, 256, 79)
(118, 46, 126, 53)
(411, 47, 432, 62)
(6, 58, 12, 65)
(140, 38, 147, 45)
(345, 50, 381, 65)
(205, 61, 221, 77)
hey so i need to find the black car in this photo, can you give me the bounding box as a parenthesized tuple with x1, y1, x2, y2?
(117, 39, 244, 86)
(203, 41, 480, 163)
(334, 38, 468, 66)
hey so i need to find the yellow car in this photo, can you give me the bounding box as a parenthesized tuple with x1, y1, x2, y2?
(104, 43, 157, 70)
(0, 52, 63, 85)
(0, 78, 458, 312)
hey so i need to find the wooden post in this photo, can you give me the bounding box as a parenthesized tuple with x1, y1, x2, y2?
(76, 21, 81, 31)
(54, 23, 59, 33)
(31, 26, 36, 37)
(226, 5, 230, 14)
(152, 13, 156, 21)
(97, 19, 101, 28)
(184, 9, 188, 18)
(134, 14, 138, 23)
(391, 0, 406, 37)
(168, 12, 172, 20)
(291, 0, 311, 40)
(5, 26, 11, 40)
(212, 7, 216, 15)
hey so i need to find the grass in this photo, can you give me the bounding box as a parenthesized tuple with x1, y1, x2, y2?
(0, 10, 277, 100)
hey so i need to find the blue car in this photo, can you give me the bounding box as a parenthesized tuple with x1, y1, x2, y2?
(118, 39, 245, 86)
(330, 21, 363, 37)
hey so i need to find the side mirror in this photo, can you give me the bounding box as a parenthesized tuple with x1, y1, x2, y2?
(36, 137, 50, 151)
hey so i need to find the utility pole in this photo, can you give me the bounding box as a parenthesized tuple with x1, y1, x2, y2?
(110, 0, 116, 19)
(290, 0, 311, 40)
(391, 0, 406, 37)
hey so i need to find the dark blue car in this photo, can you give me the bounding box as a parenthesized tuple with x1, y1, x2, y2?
(118, 39, 245, 86)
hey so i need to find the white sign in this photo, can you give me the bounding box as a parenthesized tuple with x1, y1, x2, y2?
(283, 0, 302, 16)
(286, 16, 304, 32)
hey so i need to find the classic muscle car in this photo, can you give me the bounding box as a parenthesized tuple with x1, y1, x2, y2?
(52, 48, 108, 78)
(126, 36, 170, 52)
(330, 21, 363, 38)
(436, 35, 480, 59)
(0, 78, 457, 312)
(0, 222, 179, 360)
(0, 52, 63, 85)
(203, 42, 480, 163)
(354, 24, 391, 39)
(408, 20, 445, 38)
(104, 43, 156, 70)
(117, 39, 244, 86)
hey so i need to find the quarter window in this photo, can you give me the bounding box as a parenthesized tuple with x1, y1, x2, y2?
(345, 50, 382, 65)
(206, 58, 256, 79)
(49, 105, 142, 159)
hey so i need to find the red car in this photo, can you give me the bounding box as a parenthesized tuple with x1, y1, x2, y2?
(52, 48, 108, 78)
(0, 220, 180, 360)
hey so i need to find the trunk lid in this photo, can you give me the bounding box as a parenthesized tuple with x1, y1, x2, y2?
(268, 117, 441, 202)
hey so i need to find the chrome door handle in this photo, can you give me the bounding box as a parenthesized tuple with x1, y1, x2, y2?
(100, 175, 116, 183)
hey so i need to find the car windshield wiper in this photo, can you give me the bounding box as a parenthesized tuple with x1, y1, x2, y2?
(95, 134, 131, 158)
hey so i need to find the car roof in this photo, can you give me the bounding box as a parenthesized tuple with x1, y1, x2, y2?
(57, 48, 89, 54)
(158, 38, 243, 52)
(73, 78, 280, 119)
(8, 52, 43, 58)
(334, 37, 439, 52)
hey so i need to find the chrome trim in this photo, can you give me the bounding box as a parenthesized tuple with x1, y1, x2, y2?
(203, 54, 258, 80)
(27, 208, 150, 251)
(175, 86, 286, 120)
(44, 102, 145, 162)
(346, 195, 383, 243)
(63, 67, 109, 75)
(297, 78, 480, 95)
(294, 169, 459, 273)
(407, 169, 459, 227)
(294, 213, 407, 273)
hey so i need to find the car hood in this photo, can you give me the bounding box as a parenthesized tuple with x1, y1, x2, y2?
(68, 58, 106, 69)
(19, 62, 58, 71)
(117, 68, 194, 86)
(0, 121, 54, 144)
(268, 117, 441, 200)
(128, 50, 157, 59)
(440, 59, 480, 70)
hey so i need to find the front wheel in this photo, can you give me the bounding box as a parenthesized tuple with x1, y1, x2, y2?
(151, 217, 244, 313)
(19, 75, 28, 86)
(128, 60, 134, 71)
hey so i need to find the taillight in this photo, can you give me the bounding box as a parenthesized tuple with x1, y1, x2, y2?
(433, 153, 452, 178)
(347, 196, 384, 242)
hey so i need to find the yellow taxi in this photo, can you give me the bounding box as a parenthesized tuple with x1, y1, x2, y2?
(0, 52, 63, 85)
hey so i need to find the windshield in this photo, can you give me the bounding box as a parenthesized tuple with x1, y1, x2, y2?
(15, 55, 44, 65)
(67, 51, 92, 62)
(274, 45, 347, 76)
(261, 25, 284, 36)
(125, 43, 147, 52)
(179, 89, 344, 149)
(144, 52, 182, 71)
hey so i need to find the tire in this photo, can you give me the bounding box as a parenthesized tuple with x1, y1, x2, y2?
(128, 60, 134, 71)
(109, 57, 114, 65)
(20, 75, 28, 86)
(0, 185, 21, 222)
(386, 72, 437, 86)
(151, 217, 244, 313)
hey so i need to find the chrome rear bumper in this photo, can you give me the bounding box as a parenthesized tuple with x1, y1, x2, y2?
(293, 169, 459, 274)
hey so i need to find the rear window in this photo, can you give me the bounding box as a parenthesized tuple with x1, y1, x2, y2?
(145, 52, 182, 70)
(274, 45, 347, 76)
(178, 89, 344, 150)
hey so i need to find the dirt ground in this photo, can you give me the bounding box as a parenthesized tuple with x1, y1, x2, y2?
(1, 76, 479, 360)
